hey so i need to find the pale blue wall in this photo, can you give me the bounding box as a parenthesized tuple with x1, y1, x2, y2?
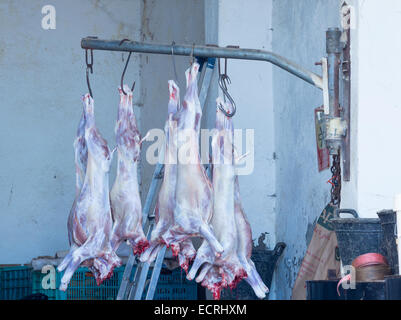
(272, 0, 341, 299)
(139, 0, 205, 206)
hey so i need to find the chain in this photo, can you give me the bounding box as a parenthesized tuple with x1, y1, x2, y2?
(329, 152, 342, 207)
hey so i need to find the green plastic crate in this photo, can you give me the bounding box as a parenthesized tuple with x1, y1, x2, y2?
(32, 266, 124, 300)
(0, 266, 33, 300)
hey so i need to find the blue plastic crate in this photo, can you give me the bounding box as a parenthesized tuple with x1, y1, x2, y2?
(32, 264, 198, 300)
(152, 267, 198, 300)
(0, 266, 33, 300)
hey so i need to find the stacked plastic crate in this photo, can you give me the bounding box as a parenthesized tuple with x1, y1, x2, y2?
(32, 266, 124, 300)
(0, 266, 32, 300)
(31, 265, 198, 300)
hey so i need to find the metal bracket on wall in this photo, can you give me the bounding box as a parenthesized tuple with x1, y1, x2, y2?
(323, 25, 351, 183)
(341, 3, 351, 182)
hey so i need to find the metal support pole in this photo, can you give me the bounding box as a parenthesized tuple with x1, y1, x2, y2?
(81, 37, 323, 90)
(325, 28, 346, 156)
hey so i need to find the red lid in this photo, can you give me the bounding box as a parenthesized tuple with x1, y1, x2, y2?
(352, 253, 388, 268)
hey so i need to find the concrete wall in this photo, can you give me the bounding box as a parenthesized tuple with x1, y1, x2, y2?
(139, 0, 205, 205)
(209, 0, 277, 249)
(0, 0, 205, 265)
(0, 0, 142, 263)
(272, 0, 341, 299)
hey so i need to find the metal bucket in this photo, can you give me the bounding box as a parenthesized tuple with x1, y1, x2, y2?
(332, 209, 382, 266)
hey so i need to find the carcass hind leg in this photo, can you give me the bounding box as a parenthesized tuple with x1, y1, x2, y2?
(195, 263, 212, 283)
(59, 245, 96, 291)
(140, 221, 168, 262)
(128, 235, 149, 256)
(246, 260, 269, 293)
(187, 256, 208, 281)
(244, 267, 268, 299)
(249, 267, 269, 295)
(57, 245, 78, 272)
(237, 258, 268, 298)
(93, 252, 121, 286)
(187, 241, 212, 280)
(199, 223, 224, 257)
(178, 240, 196, 272)
(140, 242, 163, 263)
(110, 231, 122, 253)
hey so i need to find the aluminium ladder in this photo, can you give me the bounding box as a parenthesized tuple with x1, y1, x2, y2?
(117, 57, 216, 300)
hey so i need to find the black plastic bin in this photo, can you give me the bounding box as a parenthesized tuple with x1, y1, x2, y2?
(332, 209, 382, 266)
(385, 275, 401, 299)
(306, 280, 344, 300)
(220, 242, 286, 300)
(307, 280, 386, 300)
(377, 210, 398, 274)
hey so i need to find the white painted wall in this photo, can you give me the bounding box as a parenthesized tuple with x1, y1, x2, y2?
(0, 0, 142, 263)
(340, 0, 359, 212)
(341, 0, 401, 218)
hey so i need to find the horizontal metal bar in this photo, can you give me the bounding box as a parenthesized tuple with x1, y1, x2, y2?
(81, 38, 323, 90)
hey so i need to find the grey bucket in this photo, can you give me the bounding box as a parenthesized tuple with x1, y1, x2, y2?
(332, 209, 382, 266)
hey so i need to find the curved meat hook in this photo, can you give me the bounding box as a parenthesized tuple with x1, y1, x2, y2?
(217, 58, 236, 117)
(218, 75, 236, 117)
(119, 39, 136, 95)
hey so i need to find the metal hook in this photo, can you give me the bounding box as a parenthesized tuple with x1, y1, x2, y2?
(171, 41, 178, 83)
(119, 39, 135, 95)
(218, 57, 229, 80)
(218, 75, 236, 117)
(171, 41, 182, 110)
(85, 49, 94, 98)
(217, 58, 236, 117)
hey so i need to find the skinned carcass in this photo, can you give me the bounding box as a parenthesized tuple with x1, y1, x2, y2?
(160, 63, 224, 260)
(187, 96, 245, 299)
(140, 80, 196, 271)
(67, 105, 87, 246)
(187, 97, 268, 300)
(110, 85, 148, 255)
(233, 175, 269, 298)
(58, 94, 121, 291)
